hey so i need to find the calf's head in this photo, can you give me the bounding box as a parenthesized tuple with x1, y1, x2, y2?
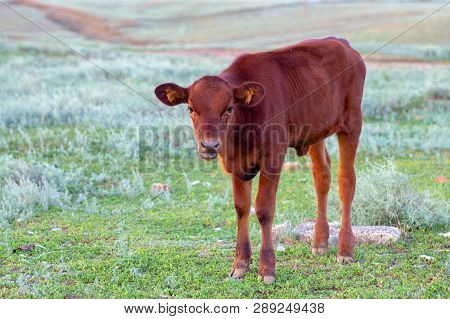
(155, 76, 265, 160)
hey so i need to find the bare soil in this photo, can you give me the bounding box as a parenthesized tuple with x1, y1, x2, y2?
(7, 0, 152, 45)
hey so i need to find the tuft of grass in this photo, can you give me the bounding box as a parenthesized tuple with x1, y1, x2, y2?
(117, 170, 145, 199)
(0, 155, 70, 226)
(0, 155, 147, 226)
(334, 160, 449, 230)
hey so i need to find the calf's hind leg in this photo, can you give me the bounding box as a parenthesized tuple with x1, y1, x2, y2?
(309, 140, 331, 256)
(336, 132, 360, 264)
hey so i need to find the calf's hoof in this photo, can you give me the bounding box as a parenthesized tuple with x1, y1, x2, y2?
(337, 255, 354, 264)
(258, 275, 275, 284)
(312, 247, 328, 256)
(230, 268, 249, 279)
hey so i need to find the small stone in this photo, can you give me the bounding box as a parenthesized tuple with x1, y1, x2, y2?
(276, 245, 286, 252)
(435, 176, 448, 184)
(214, 227, 221, 231)
(438, 232, 450, 238)
(419, 255, 434, 260)
(203, 182, 212, 188)
(13, 244, 35, 253)
(282, 162, 298, 171)
(150, 183, 170, 194)
(131, 268, 142, 276)
(250, 206, 255, 215)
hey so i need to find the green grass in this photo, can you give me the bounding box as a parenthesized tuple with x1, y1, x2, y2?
(0, 150, 448, 298)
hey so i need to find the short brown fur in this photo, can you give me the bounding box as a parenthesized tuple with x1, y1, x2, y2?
(155, 37, 366, 283)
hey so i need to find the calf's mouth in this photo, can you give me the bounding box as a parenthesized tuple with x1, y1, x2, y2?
(200, 151, 218, 160)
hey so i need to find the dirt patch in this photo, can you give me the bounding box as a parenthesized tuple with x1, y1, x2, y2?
(8, 0, 152, 45)
(364, 53, 448, 69)
(155, 48, 448, 69)
(152, 47, 447, 68)
(153, 47, 249, 59)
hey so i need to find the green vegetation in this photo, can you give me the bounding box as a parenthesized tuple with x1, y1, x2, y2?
(331, 160, 448, 230)
(0, 153, 448, 298)
(0, 0, 448, 298)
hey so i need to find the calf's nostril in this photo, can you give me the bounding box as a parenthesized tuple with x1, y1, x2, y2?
(201, 140, 219, 150)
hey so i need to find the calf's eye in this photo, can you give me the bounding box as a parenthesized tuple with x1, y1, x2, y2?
(222, 107, 233, 123)
(188, 107, 194, 114)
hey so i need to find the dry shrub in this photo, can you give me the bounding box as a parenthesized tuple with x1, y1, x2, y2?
(330, 160, 448, 230)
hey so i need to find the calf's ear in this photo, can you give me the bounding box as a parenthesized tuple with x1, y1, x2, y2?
(233, 82, 266, 107)
(154, 83, 188, 106)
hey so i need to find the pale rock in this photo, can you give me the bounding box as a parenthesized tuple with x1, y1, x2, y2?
(282, 162, 298, 171)
(419, 254, 434, 260)
(272, 221, 292, 244)
(293, 222, 402, 246)
(150, 183, 170, 194)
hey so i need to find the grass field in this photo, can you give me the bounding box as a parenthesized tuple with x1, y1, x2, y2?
(0, 0, 449, 298)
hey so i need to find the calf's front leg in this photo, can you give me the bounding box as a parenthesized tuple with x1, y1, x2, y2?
(255, 171, 281, 284)
(230, 175, 252, 279)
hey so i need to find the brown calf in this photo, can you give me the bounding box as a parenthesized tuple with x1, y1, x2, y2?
(155, 37, 366, 284)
